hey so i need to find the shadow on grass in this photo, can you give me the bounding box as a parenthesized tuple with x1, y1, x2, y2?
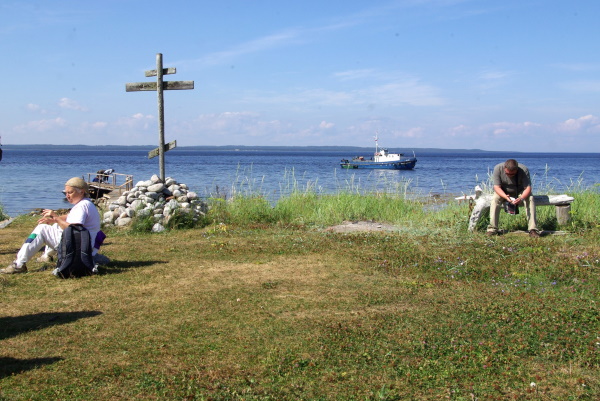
(0, 356, 64, 379)
(0, 311, 103, 341)
(100, 260, 167, 275)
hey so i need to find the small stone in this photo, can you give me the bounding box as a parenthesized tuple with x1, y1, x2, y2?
(152, 223, 166, 233)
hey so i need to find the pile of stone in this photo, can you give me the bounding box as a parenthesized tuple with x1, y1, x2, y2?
(102, 175, 208, 232)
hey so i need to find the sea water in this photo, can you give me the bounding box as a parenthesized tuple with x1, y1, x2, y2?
(0, 147, 598, 217)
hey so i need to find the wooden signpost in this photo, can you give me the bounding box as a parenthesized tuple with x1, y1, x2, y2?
(126, 53, 194, 181)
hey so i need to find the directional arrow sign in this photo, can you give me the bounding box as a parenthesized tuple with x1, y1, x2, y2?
(126, 81, 194, 92)
(148, 140, 177, 159)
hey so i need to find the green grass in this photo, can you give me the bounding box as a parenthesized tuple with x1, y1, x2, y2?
(1, 189, 599, 400)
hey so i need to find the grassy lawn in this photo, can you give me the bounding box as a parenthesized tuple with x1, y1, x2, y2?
(1, 195, 599, 400)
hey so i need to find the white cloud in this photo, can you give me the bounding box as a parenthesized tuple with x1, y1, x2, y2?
(559, 115, 600, 134)
(58, 97, 88, 112)
(13, 117, 66, 133)
(319, 121, 334, 129)
(242, 78, 443, 109)
(114, 113, 155, 131)
(25, 103, 49, 115)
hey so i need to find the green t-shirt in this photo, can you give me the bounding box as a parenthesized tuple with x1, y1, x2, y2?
(492, 162, 532, 197)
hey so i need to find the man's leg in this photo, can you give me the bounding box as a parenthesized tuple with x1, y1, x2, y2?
(523, 195, 538, 232)
(487, 193, 503, 233)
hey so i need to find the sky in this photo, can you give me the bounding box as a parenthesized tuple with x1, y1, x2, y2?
(1, 0, 599, 152)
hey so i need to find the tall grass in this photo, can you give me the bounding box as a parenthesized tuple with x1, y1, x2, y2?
(0, 203, 7, 221)
(130, 169, 599, 233)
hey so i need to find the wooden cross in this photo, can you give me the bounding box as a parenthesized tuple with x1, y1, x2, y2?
(126, 53, 194, 181)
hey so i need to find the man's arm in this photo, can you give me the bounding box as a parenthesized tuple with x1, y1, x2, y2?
(493, 185, 512, 202)
(516, 186, 532, 204)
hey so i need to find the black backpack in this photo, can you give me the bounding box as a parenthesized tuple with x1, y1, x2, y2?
(54, 224, 95, 278)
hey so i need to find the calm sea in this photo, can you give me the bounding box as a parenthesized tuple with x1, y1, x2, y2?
(0, 147, 598, 217)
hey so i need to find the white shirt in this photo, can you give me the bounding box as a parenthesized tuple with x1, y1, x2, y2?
(66, 198, 101, 246)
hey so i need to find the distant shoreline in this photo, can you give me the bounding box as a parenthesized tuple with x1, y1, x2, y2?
(2, 144, 597, 155)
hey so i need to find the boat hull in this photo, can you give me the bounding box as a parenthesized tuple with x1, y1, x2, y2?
(340, 158, 417, 170)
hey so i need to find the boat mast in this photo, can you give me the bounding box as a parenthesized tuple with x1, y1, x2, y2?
(374, 133, 379, 156)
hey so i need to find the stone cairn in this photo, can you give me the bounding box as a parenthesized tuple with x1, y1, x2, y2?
(102, 175, 208, 232)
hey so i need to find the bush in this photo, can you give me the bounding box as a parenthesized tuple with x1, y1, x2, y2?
(0, 202, 8, 221)
(166, 208, 210, 230)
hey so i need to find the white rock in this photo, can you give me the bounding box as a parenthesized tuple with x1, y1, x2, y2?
(130, 199, 145, 210)
(135, 180, 151, 187)
(116, 217, 132, 226)
(152, 223, 166, 233)
(147, 183, 165, 193)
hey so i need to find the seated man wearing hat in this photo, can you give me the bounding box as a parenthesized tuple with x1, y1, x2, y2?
(1, 177, 102, 274)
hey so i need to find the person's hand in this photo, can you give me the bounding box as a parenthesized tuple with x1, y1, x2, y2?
(38, 209, 55, 225)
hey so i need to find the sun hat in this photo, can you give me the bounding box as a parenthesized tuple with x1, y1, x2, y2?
(65, 177, 89, 193)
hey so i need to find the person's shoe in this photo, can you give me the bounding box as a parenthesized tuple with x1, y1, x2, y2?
(486, 230, 499, 237)
(36, 254, 54, 263)
(0, 262, 28, 274)
(529, 230, 540, 238)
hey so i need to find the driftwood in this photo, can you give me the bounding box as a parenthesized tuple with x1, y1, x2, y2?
(467, 191, 574, 232)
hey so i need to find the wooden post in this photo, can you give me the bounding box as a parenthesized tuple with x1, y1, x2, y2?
(125, 53, 194, 182)
(555, 204, 571, 225)
(156, 53, 165, 181)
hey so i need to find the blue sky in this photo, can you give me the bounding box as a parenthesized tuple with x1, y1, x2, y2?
(1, 0, 599, 152)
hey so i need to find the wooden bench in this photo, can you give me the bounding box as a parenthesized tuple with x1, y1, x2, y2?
(456, 187, 575, 231)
